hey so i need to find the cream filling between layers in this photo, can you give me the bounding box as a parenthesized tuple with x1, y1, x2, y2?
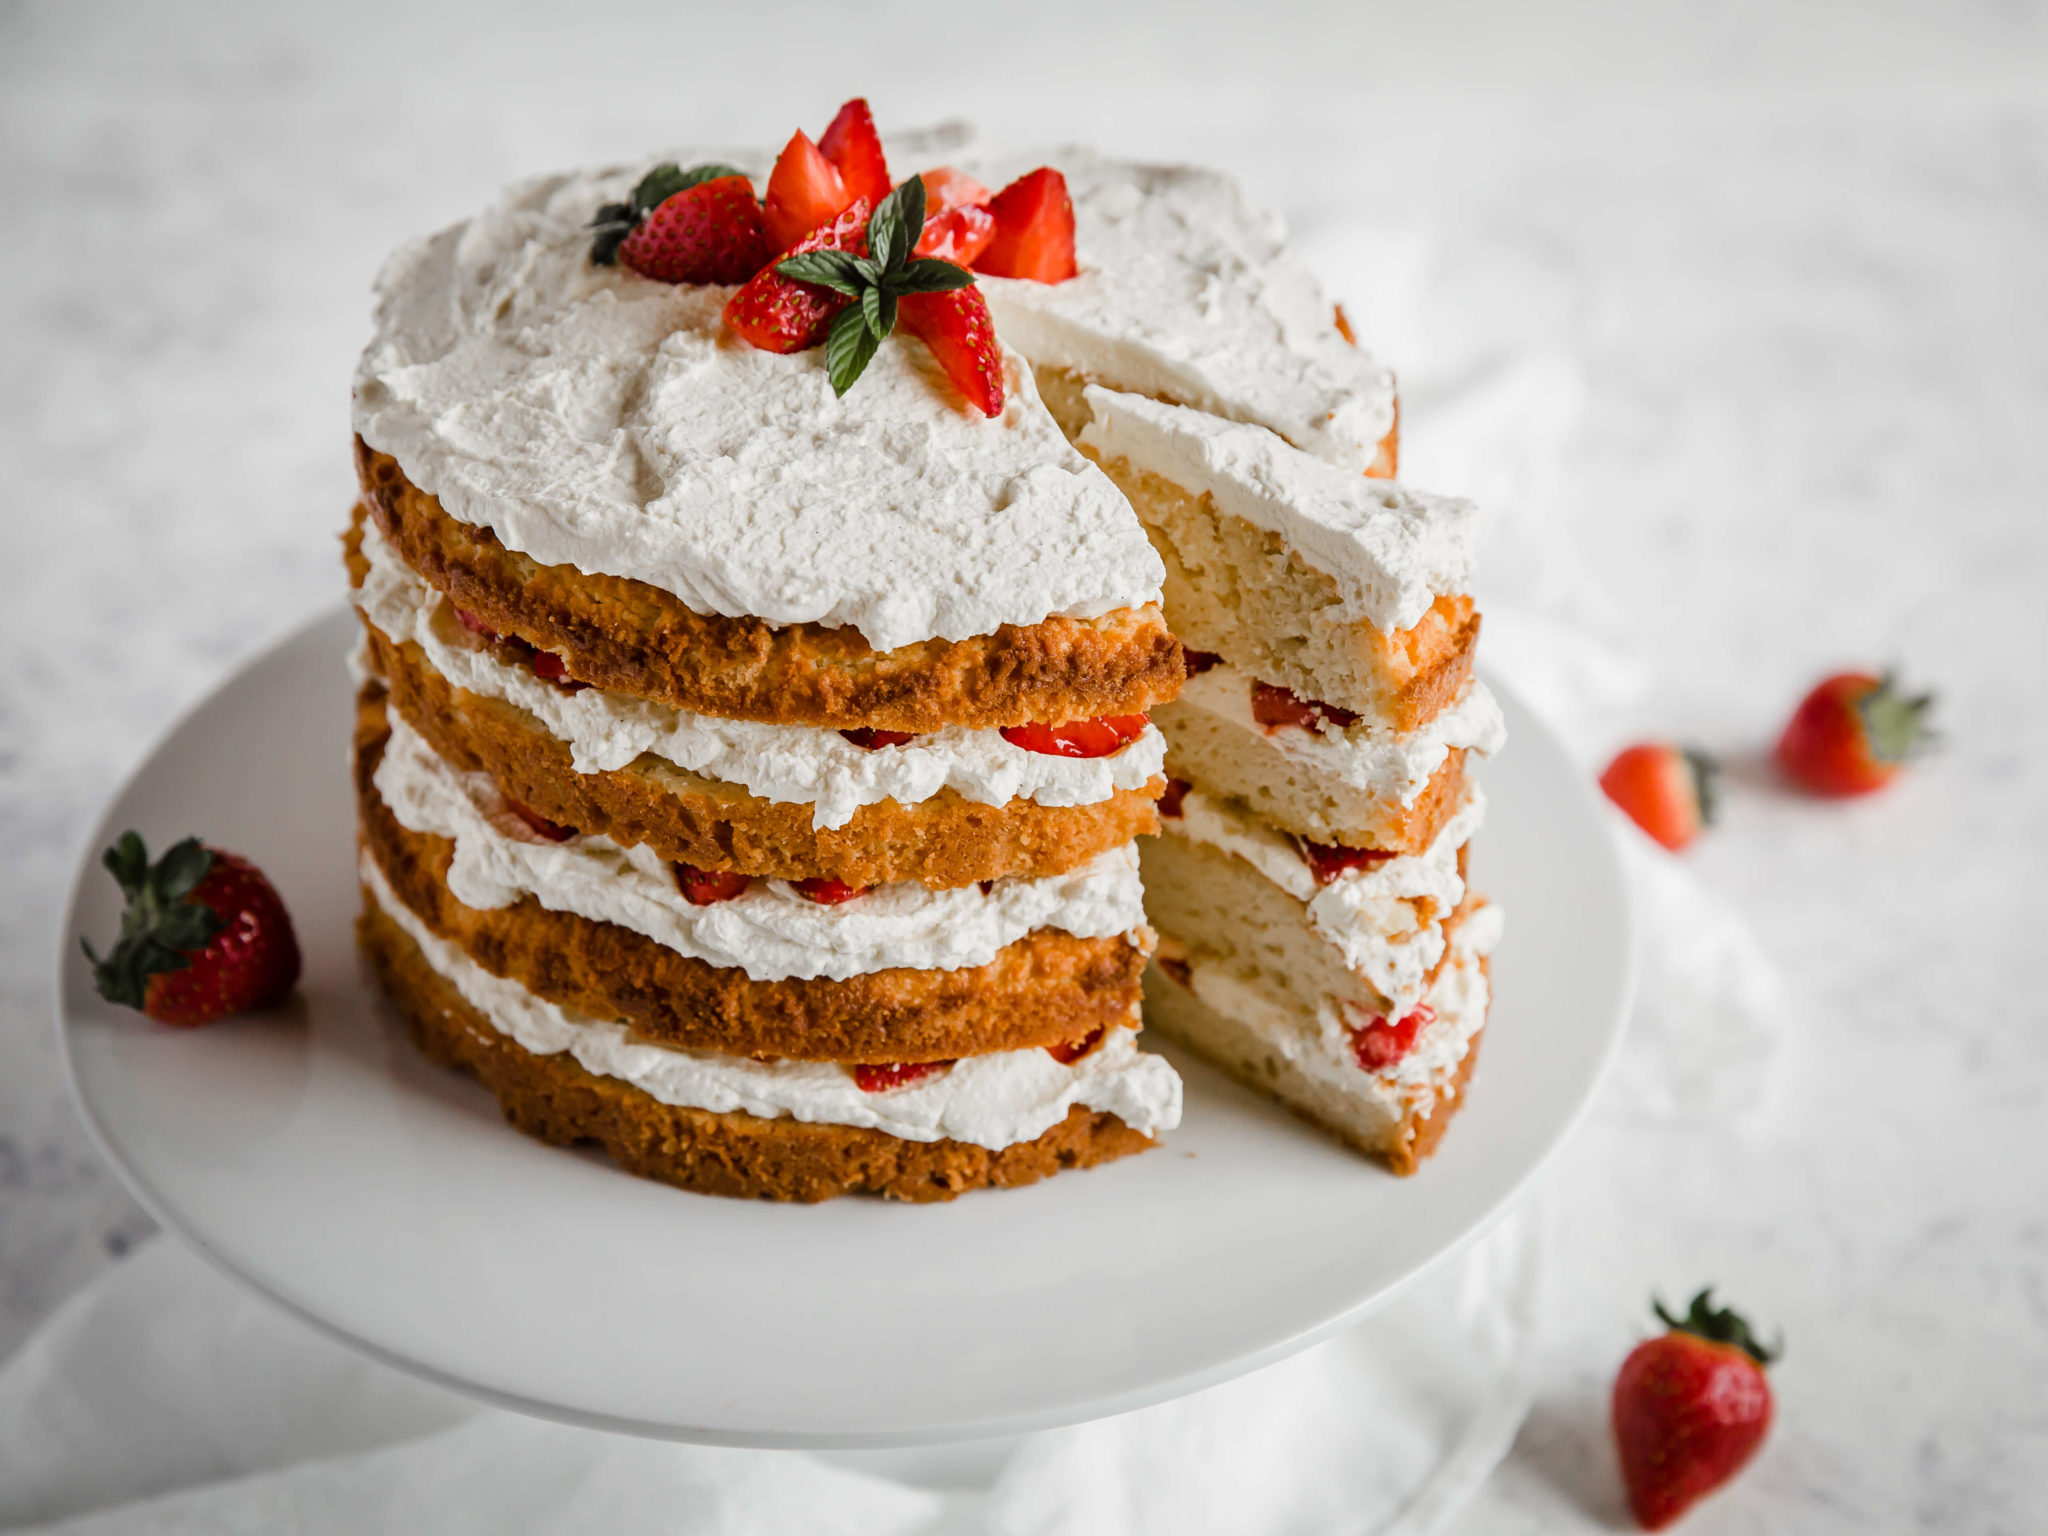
(1078, 388, 1475, 636)
(1162, 783, 1484, 1013)
(363, 855, 1182, 1149)
(1170, 906, 1499, 1113)
(354, 519, 1167, 832)
(372, 712, 1149, 983)
(1175, 663, 1505, 808)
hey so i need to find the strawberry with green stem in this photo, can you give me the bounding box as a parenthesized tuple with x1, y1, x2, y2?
(1776, 670, 1936, 797)
(589, 162, 764, 284)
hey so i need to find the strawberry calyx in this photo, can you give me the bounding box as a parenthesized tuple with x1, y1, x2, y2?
(771, 176, 979, 398)
(853, 1060, 953, 1092)
(1000, 714, 1149, 758)
(1652, 1288, 1781, 1367)
(1854, 672, 1938, 766)
(840, 727, 918, 749)
(1301, 840, 1395, 886)
(589, 162, 750, 267)
(791, 875, 868, 904)
(1250, 681, 1360, 734)
(83, 833, 225, 1010)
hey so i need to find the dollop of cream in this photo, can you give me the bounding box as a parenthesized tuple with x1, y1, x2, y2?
(372, 712, 1148, 983)
(352, 164, 1162, 651)
(1080, 387, 1477, 635)
(364, 857, 1182, 1150)
(354, 519, 1165, 831)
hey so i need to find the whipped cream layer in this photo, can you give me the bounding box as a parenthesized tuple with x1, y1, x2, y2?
(354, 519, 1165, 831)
(1177, 662, 1505, 809)
(936, 142, 1397, 471)
(1080, 387, 1476, 635)
(373, 713, 1147, 982)
(1172, 910, 1498, 1111)
(1165, 783, 1484, 1014)
(352, 164, 1162, 652)
(364, 857, 1181, 1149)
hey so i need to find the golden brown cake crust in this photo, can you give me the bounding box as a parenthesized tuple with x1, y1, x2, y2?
(359, 894, 1155, 1203)
(355, 687, 1147, 1063)
(358, 610, 1162, 891)
(352, 449, 1184, 732)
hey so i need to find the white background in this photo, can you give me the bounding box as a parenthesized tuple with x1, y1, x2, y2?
(3, 2, 2045, 1529)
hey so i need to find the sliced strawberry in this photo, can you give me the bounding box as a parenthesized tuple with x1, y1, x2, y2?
(852, 1060, 954, 1092)
(507, 799, 577, 843)
(617, 176, 767, 285)
(1599, 742, 1716, 852)
(723, 200, 871, 353)
(762, 131, 853, 252)
(840, 727, 918, 749)
(1182, 648, 1222, 679)
(921, 167, 992, 211)
(674, 864, 750, 905)
(452, 604, 499, 642)
(1158, 777, 1192, 819)
(85, 835, 301, 1027)
(915, 202, 996, 265)
(898, 286, 1006, 416)
(975, 168, 1078, 283)
(529, 650, 589, 692)
(1250, 681, 1360, 733)
(1046, 1027, 1105, 1065)
(1301, 840, 1396, 886)
(818, 98, 891, 208)
(1000, 714, 1148, 759)
(1348, 1004, 1435, 1071)
(791, 875, 868, 904)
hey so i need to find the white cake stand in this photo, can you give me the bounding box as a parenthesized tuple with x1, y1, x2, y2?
(57, 608, 1630, 1447)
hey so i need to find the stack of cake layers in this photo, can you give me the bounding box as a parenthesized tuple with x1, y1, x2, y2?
(945, 143, 1509, 1172)
(345, 162, 1187, 1202)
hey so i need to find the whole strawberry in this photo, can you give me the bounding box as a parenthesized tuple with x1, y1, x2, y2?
(589, 162, 764, 284)
(1599, 742, 1717, 852)
(84, 833, 301, 1026)
(1776, 670, 1935, 797)
(1613, 1289, 1779, 1529)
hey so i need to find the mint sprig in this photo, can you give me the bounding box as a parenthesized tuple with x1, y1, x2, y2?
(591, 162, 750, 266)
(774, 177, 975, 396)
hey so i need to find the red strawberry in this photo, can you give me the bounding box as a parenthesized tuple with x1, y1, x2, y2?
(675, 864, 751, 905)
(1776, 670, 1935, 798)
(1182, 648, 1222, 678)
(529, 650, 589, 692)
(1614, 1290, 1778, 1529)
(999, 713, 1149, 759)
(761, 131, 853, 252)
(1301, 840, 1396, 887)
(1046, 1027, 1105, 1064)
(791, 876, 868, 904)
(818, 98, 891, 208)
(1158, 776, 1192, 819)
(898, 286, 1006, 416)
(916, 202, 996, 265)
(453, 604, 500, 642)
(1250, 681, 1360, 733)
(507, 799, 577, 843)
(85, 834, 300, 1027)
(920, 167, 992, 211)
(1347, 1004, 1434, 1071)
(975, 168, 1079, 283)
(1600, 743, 1717, 852)
(617, 176, 768, 285)
(852, 1060, 953, 1092)
(840, 727, 918, 749)
(723, 200, 871, 353)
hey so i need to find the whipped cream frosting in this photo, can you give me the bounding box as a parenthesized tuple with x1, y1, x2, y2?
(352, 164, 1162, 652)
(1175, 910, 1498, 1111)
(364, 857, 1181, 1149)
(354, 520, 1165, 831)
(922, 138, 1397, 471)
(372, 712, 1148, 982)
(1175, 662, 1506, 808)
(1079, 387, 1476, 635)
(1165, 782, 1485, 1014)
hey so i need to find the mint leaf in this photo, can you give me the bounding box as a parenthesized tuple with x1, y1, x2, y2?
(825, 305, 883, 396)
(775, 251, 865, 295)
(860, 284, 900, 341)
(889, 258, 976, 295)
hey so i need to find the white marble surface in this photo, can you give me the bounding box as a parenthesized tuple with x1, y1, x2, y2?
(4, 2, 2046, 1529)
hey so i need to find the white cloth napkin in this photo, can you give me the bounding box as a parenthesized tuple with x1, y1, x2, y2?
(0, 1200, 1544, 1535)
